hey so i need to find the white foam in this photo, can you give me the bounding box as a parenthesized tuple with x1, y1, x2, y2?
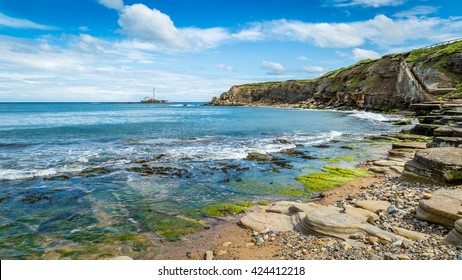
(0, 168, 58, 180)
(348, 110, 396, 122)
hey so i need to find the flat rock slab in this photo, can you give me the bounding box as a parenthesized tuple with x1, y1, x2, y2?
(240, 202, 306, 233)
(415, 189, 462, 227)
(240, 210, 300, 233)
(392, 142, 428, 149)
(428, 137, 462, 148)
(411, 124, 442, 136)
(434, 126, 462, 137)
(240, 201, 409, 245)
(301, 204, 407, 244)
(393, 227, 429, 241)
(403, 147, 462, 184)
(373, 160, 405, 167)
(388, 149, 416, 158)
(343, 205, 379, 222)
(355, 200, 391, 214)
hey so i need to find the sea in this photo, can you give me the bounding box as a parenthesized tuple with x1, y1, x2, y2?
(0, 102, 404, 259)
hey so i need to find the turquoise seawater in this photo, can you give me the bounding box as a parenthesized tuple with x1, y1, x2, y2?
(0, 102, 401, 259)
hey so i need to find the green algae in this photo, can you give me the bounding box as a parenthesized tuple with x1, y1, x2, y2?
(321, 158, 340, 164)
(141, 213, 205, 241)
(321, 155, 355, 164)
(200, 202, 254, 217)
(276, 186, 313, 199)
(257, 201, 270, 206)
(296, 166, 372, 192)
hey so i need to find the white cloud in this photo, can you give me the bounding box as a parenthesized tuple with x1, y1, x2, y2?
(217, 64, 234, 71)
(117, 4, 230, 51)
(261, 60, 287, 75)
(332, 0, 405, 8)
(353, 48, 381, 60)
(302, 66, 328, 73)
(98, 0, 124, 11)
(232, 28, 265, 41)
(394, 6, 439, 18)
(0, 12, 55, 30)
(0, 34, 232, 102)
(298, 56, 309, 60)
(237, 14, 462, 48)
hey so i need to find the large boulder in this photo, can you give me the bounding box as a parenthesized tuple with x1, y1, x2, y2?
(403, 147, 462, 183)
(415, 189, 462, 227)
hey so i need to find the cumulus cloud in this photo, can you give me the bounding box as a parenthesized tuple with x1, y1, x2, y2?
(117, 4, 230, 51)
(394, 6, 439, 18)
(261, 60, 287, 75)
(302, 66, 328, 73)
(352, 48, 381, 60)
(236, 14, 462, 48)
(98, 0, 124, 11)
(232, 28, 265, 41)
(331, 0, 405, 8)
(0, 34, 234, 102)
(0, 12, 56, 30)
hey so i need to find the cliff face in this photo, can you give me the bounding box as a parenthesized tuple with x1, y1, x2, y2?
(208, 41, 462, 110)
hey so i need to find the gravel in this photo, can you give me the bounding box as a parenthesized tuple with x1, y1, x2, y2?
(248, 177, 462, 260)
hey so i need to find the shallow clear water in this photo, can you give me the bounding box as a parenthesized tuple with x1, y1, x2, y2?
(0, 102, 400, 259)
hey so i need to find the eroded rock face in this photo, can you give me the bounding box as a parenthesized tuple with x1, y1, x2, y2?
(415, 189, 462, 227)
(403, 147, 462, 183)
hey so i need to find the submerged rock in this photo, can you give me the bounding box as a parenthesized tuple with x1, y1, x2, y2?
(296, 166, 371, 192)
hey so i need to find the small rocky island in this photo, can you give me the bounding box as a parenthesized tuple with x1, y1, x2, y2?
(141, 88, 169, 103)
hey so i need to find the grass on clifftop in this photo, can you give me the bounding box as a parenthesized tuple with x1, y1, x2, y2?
(324, 59, 376, 79)
(405, 41, 462, 63)
(296, 166, 371, 193)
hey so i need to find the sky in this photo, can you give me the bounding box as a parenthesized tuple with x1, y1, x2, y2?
(0, 0, 461, 102)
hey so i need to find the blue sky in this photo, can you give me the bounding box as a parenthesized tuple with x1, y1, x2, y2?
(0, 0, 461, 102)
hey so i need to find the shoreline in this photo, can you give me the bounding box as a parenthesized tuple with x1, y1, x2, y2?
(151, 104, 462, 260)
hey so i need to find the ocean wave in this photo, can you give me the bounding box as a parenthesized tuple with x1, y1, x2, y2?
(348, 110, 397, 122)
(0, 166, 86, 181)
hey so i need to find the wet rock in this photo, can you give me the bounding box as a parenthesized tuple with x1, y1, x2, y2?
(245, 152, 273, 162)
(391, 142, 428, 150)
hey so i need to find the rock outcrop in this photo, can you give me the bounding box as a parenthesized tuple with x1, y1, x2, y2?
(208, 41, 462, 111)
(403, 147, 462, 183)
(415, 188, 462, 227)
(239, 201, 426, 246)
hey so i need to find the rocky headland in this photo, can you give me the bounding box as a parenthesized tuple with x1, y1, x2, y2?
(208, 41, 462, 110)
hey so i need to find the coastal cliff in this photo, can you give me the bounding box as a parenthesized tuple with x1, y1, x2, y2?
(208, 41, 462, 110)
